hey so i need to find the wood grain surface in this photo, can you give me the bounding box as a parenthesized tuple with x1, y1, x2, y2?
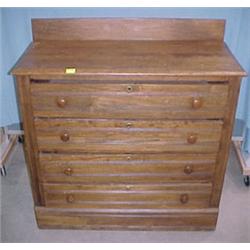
(34, 119, 223, 153)
(39, 153, 216, 184)
(35, 206, 218, 230)
(32, 18, 225, 42)
(211, 77, 242, 206)
(15, 76, 44, 205)
(30, 82, 229, 119)
(42, 183, 212, 209)
(12, 18, 246, 230)
(11, 40, 246, 77)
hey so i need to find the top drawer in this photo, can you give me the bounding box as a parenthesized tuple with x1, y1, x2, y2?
(31, 82, 228, 119)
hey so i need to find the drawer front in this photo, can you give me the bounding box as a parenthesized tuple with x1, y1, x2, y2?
(31, 83, 228, 119)
(35, 119, 223, 153)
(40, 153, 216, 183)
(42, 183, 212, 209)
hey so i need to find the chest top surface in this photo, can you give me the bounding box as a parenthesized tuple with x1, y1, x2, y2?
(11, 18, 246, 78)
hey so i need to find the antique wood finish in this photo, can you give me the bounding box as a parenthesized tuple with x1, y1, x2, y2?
(12, 19, 246, 230)
(29, 75, 232, 82)
(35, 206, 218, 230)
(34, 119, 222, 153)
(39, 153, 216, 184)
(42, 183, 212, 209)
(15, 76, 44, 205)
(12, 40, 245, 77)
(31, 82, 228, 119)
(211, 77, 242, 206)
(32, 18, 225, 42)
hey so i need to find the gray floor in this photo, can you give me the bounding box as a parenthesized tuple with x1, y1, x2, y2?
(0, 143, 249, 243)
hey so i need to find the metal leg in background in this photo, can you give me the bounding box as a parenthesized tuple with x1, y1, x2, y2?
(18, 135, 24, 144)
(243, 176, 250, 187)
(1, 165, 7, 176)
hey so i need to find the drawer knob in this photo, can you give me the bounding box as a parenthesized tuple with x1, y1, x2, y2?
(125, 185, 131, 190)
(60, 132, 70, 142)
(184, 165, 193, 175)
(192, 97, 203, 109)
(126, 122, 132, 128)
(127, 156, 131, 160)
(66, 194, 74, 203)
(187, 134, 197, 144)
(64, 167, 73, 176)
(180, 194, 189, 204)
(127, 85, 133, 93)
(56, 97, 67, 108)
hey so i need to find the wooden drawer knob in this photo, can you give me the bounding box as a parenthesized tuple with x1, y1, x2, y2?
(56, 97, 67, 108)
(180, 194, 189, 204)
(184, 165, 193, 174)
(66, 194, 74, 203)
(187, 134, 197, 144)
(64, 167, 73, 176)
(60, 132, 70, 142)
(126, 122, 132, 128)
(192, 97, 203, 109)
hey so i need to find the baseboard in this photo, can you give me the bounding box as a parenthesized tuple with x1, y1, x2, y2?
(35, 206, 218, 231)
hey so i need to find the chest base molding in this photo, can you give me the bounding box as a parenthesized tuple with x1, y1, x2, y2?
(35, 206, 218, 231)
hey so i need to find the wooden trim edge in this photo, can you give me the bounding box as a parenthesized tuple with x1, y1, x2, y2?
(210, 77, 242, 206)
(35, 206, 218, 231)
(15, 76, 43, 205)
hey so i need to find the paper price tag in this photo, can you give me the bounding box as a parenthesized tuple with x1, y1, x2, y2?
(65, 67, 77, 74)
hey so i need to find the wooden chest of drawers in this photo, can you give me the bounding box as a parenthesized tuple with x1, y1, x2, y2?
(12, 18, 246, 230)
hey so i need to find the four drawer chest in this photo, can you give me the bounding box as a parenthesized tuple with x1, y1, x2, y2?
(11, 18, 246, 230)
